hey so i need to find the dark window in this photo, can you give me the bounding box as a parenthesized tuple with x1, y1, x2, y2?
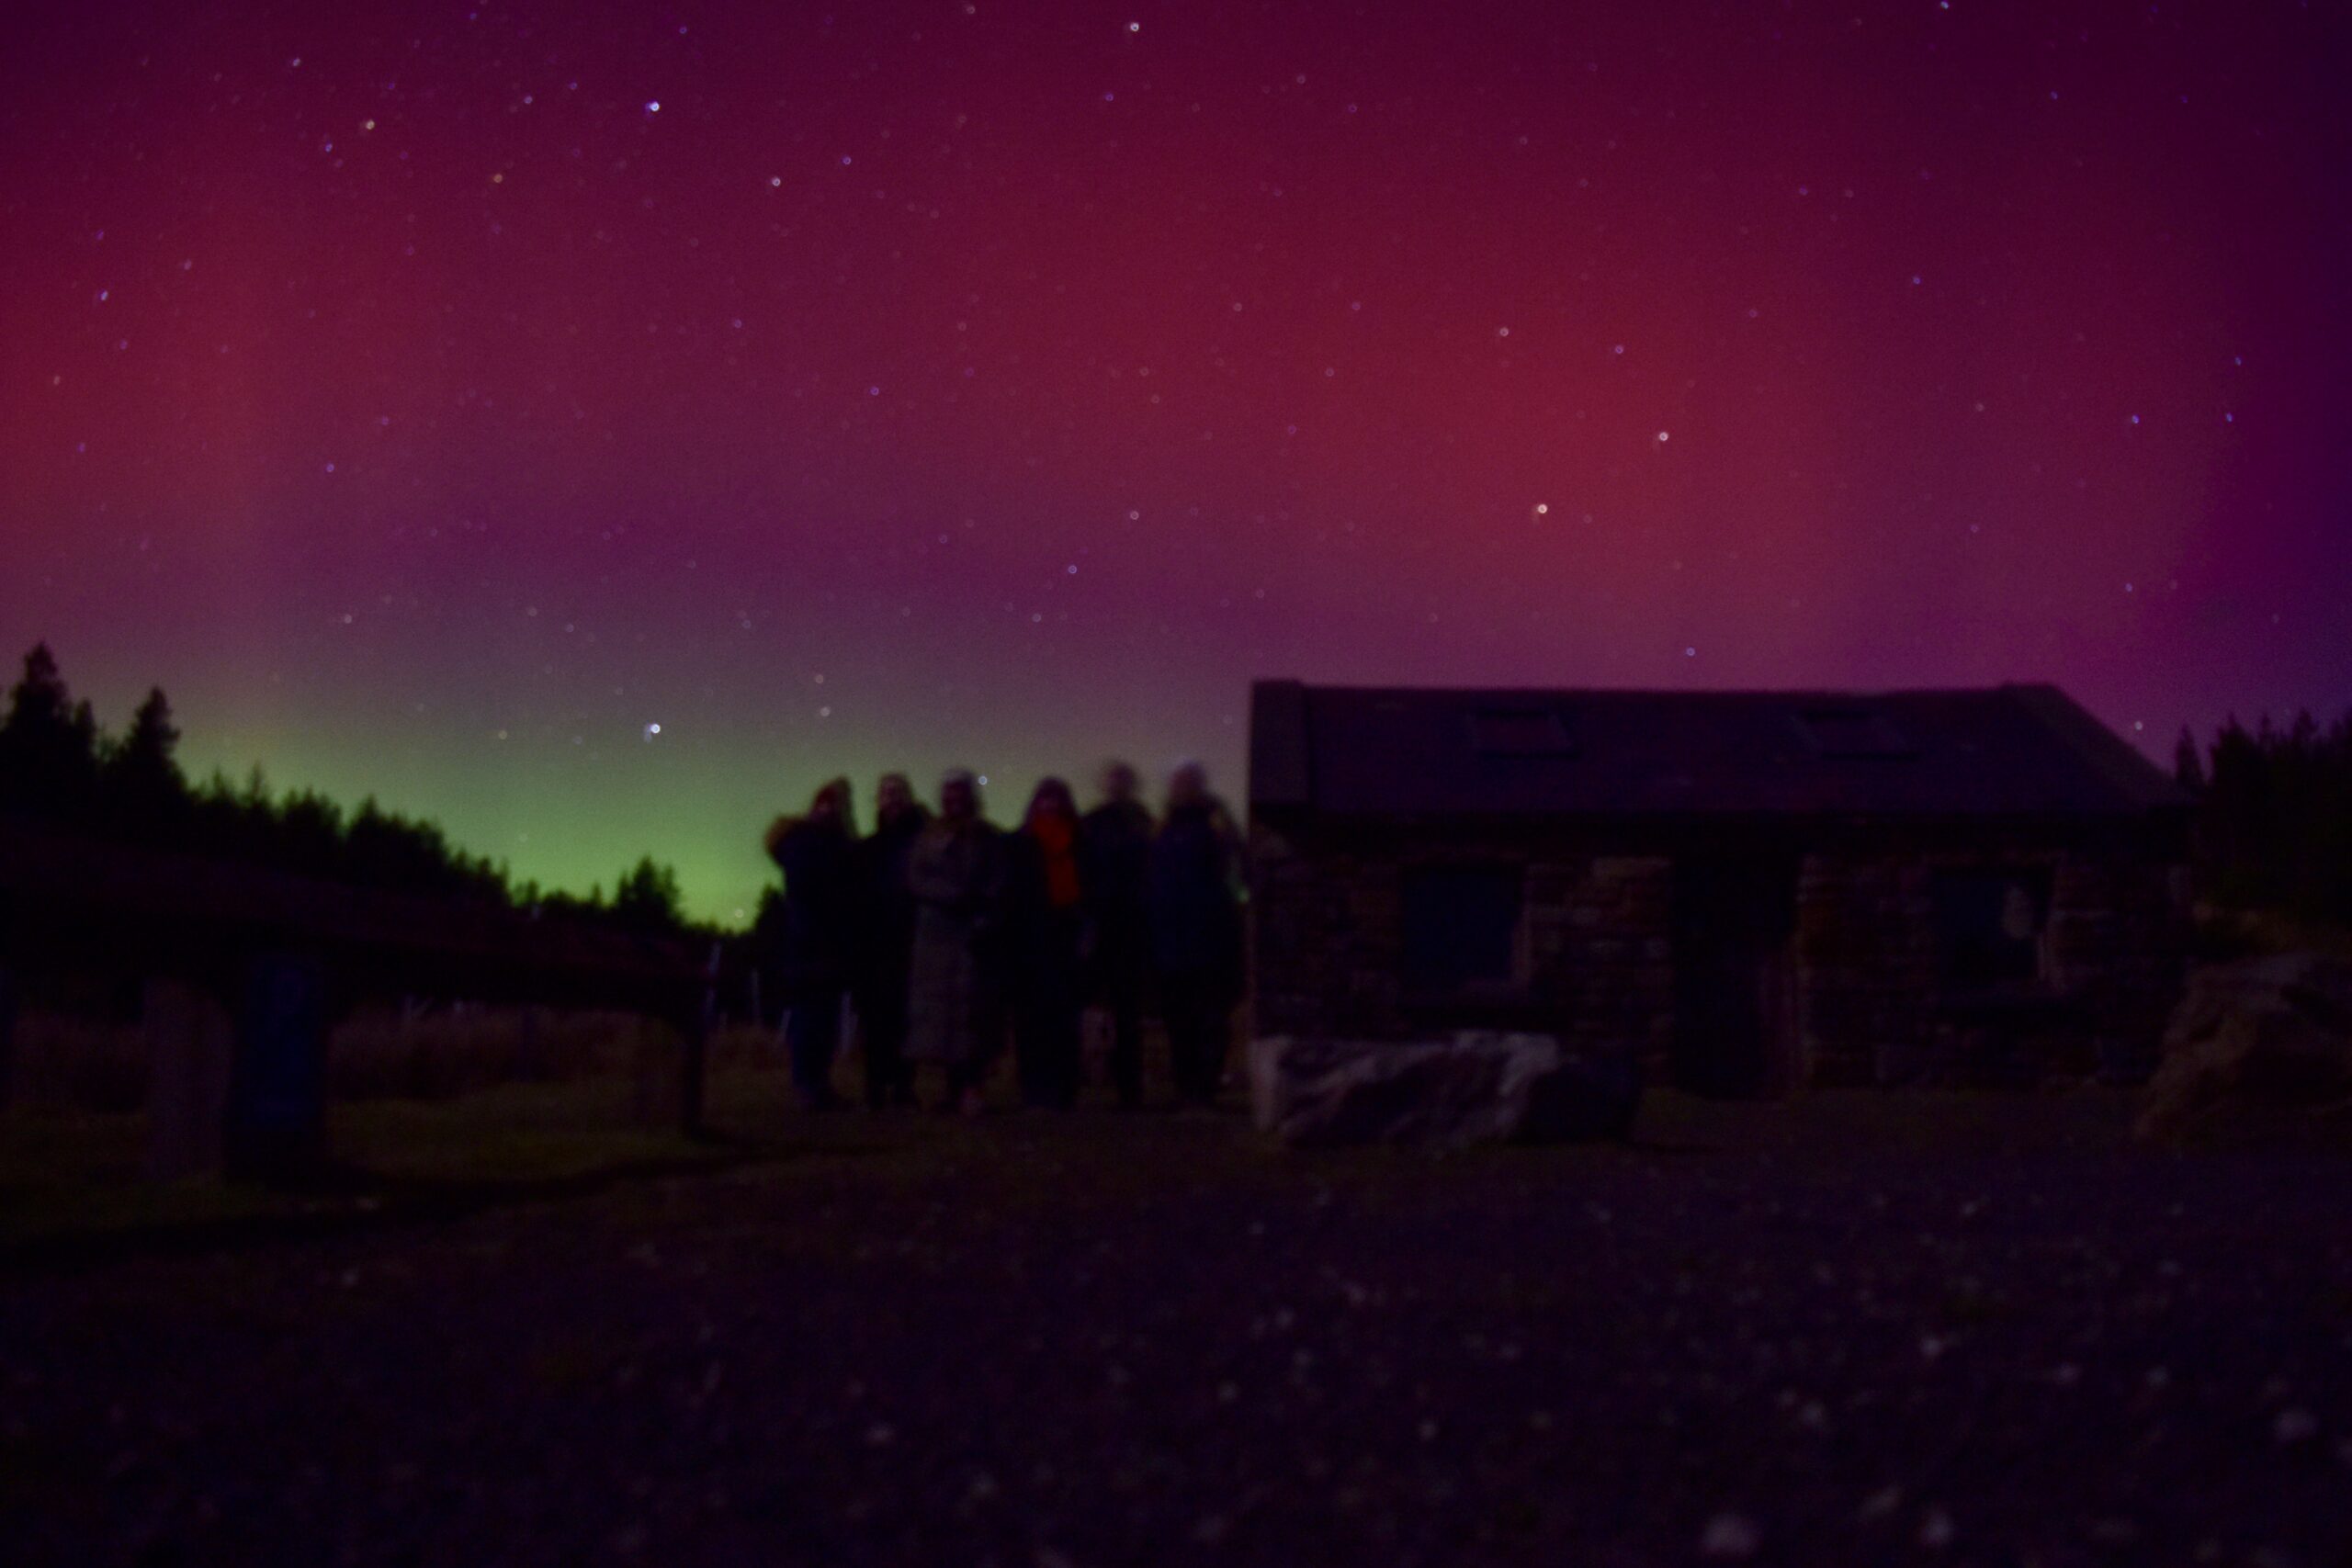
(1796, 706, 1915, 759)
(1469, 706, 1575, 757)
(1930, 869, 2051, 987)
(1401, 865, 1522, 992)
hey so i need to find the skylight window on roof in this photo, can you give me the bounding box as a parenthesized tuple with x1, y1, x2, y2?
(1796, 706, 1916, 760)
(1468, 706, 1576, 757)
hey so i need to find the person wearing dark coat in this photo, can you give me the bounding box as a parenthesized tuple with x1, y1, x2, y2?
(905, 769, 1011, 1114)
(1009, 777, 1087, 1110)
(1078, 761, 1154, 1107)
(1148, 761, 1245, 1106)
(764, 778, 858, 1111)
(850, 773, 930, 1109)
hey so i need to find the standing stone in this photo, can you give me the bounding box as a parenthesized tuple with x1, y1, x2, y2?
(145, 977, 236, 1180)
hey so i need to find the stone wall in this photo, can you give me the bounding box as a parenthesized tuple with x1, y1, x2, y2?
(1250, 823, 1672, 1066)
(1792, 852, 1939, 1085)
(1794, 840, 2189, 1087)
(2046, 852, 2190, 1080)
(1254, 817, 2188, 1092)
(1246, 823, 1393, 1037)
(1525, 856, 1675, 1069)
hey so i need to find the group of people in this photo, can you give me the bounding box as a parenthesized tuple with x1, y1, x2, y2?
(762, 761, 1246, 1115)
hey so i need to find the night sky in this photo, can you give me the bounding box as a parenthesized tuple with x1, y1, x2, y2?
(6, 1, 2347, 923)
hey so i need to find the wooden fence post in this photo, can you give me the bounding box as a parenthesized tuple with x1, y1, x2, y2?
(677, 941, 721, 1138)
(145, 977, 235, 1180)
(677, 1005, 707, 1138)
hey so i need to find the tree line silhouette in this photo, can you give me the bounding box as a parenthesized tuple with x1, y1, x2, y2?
(8, 640, 2344, 944)
(0, 643, 698, 941)
(2174, 710, 2352, 927)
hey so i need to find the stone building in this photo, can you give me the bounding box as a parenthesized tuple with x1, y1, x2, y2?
(1247, 681, 2194, 1094)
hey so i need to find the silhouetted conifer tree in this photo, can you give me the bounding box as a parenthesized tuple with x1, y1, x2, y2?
(2172, 726, 2205, 793)
(99, 687, 190, 840)
(274, 790, 345, 880)
(2187, 708, 2352, 924)
(0, 643, 100, 818)
(612, 856, 686, 936)
(3, 641, 713, 941)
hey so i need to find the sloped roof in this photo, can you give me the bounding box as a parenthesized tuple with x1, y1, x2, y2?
(1250, 680, 2191, 819)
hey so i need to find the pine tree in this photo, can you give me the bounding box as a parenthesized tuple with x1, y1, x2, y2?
(2172, 726, 2206, 793)
(612, 856, 686, 935)
(0, 642, 101, 817)
(100, 686, 190, 838)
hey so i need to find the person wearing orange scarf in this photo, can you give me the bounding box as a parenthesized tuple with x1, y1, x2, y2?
(1009, 777, 1088, 1109)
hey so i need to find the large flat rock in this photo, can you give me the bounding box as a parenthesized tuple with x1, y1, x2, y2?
(1248, 1032, 1641, 1148)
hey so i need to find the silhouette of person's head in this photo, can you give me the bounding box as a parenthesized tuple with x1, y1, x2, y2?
(809, 776, 854, 834)
(1098, 760, 1139, 805)
(939, 769, 979, 824)
(1026, 776, 1076, 828)
(876, 772, 917, 826)
(1166, 760, 1209, 813)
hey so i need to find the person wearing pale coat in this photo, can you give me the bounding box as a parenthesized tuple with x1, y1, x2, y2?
(903, 769, 1010, 1114)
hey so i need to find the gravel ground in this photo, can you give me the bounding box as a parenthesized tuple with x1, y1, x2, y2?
(4, 1090, 2349, 1567)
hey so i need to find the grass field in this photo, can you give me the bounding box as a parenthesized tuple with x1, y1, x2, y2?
(12, 985, 2352, 1266)
(0, 1066, 762, 1255)
(0, 1042, 2165, 1259)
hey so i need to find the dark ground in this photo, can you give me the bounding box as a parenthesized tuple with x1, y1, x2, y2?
(4, 1088, 2348, 1567)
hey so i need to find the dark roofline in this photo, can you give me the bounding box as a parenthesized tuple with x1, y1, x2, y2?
(1250, 804, 2190, 832)
(1250, 677, 1312, 812)
(2001, 682, 2194, 811)
(1256, 676, 2126, 705)
(1248, 677, 2194, 820)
